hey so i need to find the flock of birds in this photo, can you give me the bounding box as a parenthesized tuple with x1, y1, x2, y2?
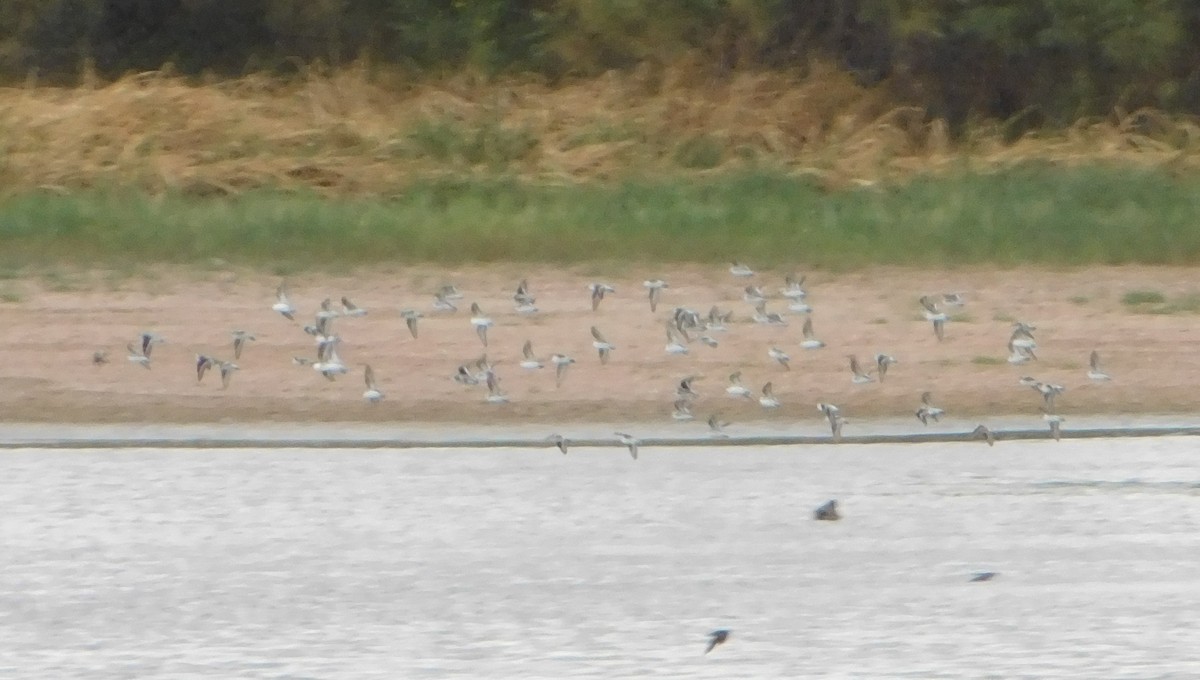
(89, 261, 1113, 453)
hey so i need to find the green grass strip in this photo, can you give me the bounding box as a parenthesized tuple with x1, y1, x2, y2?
(2, 164, 1199, 268)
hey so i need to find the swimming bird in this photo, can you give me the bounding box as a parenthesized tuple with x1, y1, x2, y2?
(341, 296, 368, 318)
(643, 279, 668, 312)
(217, 360, 239, 389)
(432, 289, 458, 313)
(400, 309, 422, 339)
(272, 282, 296, 320)
(1042, 409, 1064, 441)
(875, 353, 898, 381)
(520, 340, 544, 370)
(470, 303, 494, 347)
(801, 316, 825, 349)
(126, 343, 151, 369)
(759, 382, 781, 409)
(231, 330, 255, 360)
(768, 346, 791, 370)
(725, 371, 752, 399)
(971, 424, 996, 446)
(547, 433, 568, 455)
(1088, 350, 1111, 381)
(814, 499, 841, 521)
(614, 431, 639, 460)
(915, 391, 945, 425)
(705, 629, 730, 654)
(780, 274, 807, 300)
(484, 369, 508, 404)
(672, 399, 695, 421)
(92, 350, 109, 366)
(550, 353, 575, 387)
(729, 261, 755, 278)
(919, 295, 948, 341)
(675, 375, 700, 401)
(707, 413, 731, 438)
(969, 571, 998, 582)
(589, 283, 615, 311)
(591, 327, 615, 364)
(513, 279, 538, 314)
(362, 364, 384, 402)
(195, 354, 216, 382)
(848, 355, 875, 384)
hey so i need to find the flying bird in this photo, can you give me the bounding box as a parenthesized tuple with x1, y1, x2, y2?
(614, 432, 639, 460)
(470, 303, 494, 347)
(362, 364, 384, 402)
(272, 282, 296, 320)
(591, 327, 615, 364)
(1088, 350, 1111, 381)
(643, 279, 668, 312)
(231, 330, 255, 360)
(705, 629, 730, 654)
(589, 283, 615, 311)
(400, 309, 422, 339)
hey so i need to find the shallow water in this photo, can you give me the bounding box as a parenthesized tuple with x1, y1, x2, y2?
(1, 437, 1198, 678)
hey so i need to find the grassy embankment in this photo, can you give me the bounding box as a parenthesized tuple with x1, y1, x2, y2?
(2, 67, 1200, 271)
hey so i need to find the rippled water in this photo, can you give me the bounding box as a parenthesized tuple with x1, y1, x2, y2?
(2, 437, 1198, 678)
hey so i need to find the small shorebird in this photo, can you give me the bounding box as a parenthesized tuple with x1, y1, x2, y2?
(729, 261, 755, 278)
(780, 274, 807, 300)
(970, 571, 998, 582)
(814, 499, 841, 521)
(92, 350, 109, 366)
(705, 306, 733, 332)
(942, 293, 966, 307)
(591, 327, 615, 364)
(453, 363, 480, 386)
(725, 371, 752, 399)
(705, 629, 730, 654)
(550, 353, 575, 387)
(1042, 409, 1065, 441)
(400, 309, 422, 339)
(195, 354, 216, 382)
(341, 296, 368, 317)
(438, 284, 464, 300)
(643, 279, 668, 312)
(484, 369, 508, 404)
(919, 295, 948, 341)
(875, 353, 898, 381)
(513, 279, 538, 314)
(316, 298, 340, 322)
(217, 360, 239, 389)
(139, 332, 165, 357)
(547, 434, 569, 455)
(971, 424, 996, 446)
(788, 298, 813, 314)
(848, 355, 875, 384)
(272, 282, 296, 320)
(759, 382, 781, 409)
(231, 330, 256, 360)
(743, 285, 767, 306)
(672, 399, 695, 421)
(520, 340, 544, 370)
(432, 289, 458, 313)
(817, 402, 845, 441)
(589, 283, 615, 311)
(707, 413, 731, 438)
(1030, 381, 1065, 410)
(126, 343, 151, 369)
(915, 391, 945, 425)
(676, 375, 700, 401)
(470, 303, 494, 347)
(752, 302, 787, 326)
(664, 320, 690, 355)
(1007, 338, 1037, 364)
(313, 344, 347, 381)
(614, 432, 639, 460)
(768, 346, 791, 370)
(801, 316, 825, 349)
(1088, 350, 1112, 381)
(362, 364, 384, 402)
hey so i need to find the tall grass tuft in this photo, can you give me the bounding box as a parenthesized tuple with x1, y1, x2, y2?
(3, 165, 1200, 268)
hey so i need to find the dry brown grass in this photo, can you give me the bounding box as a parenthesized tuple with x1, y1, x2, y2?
(3, 61, 1200, 196)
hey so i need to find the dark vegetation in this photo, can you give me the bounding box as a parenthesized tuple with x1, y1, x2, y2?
(4, 1, 1200, 130)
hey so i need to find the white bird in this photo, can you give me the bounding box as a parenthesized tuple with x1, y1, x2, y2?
(470, 303, 494, 347)
(126, 343, 151, 369)
(752, 302, 787, 326)
(643, 279, 668, 312)
(768, 346, 791, 370)
(759, 382, 781, 409)
(520, 340, 544, 370)
(743, 285, 766, 306)
(231, 330, 255, 360)
(672, 399, 695, 421)
(1042, 410, 1065, 441)
(400, 309, 422, 339)
(1007, 338, 1037, 364)
(547, 433, 569, 455)
(614, 431, 640, 460)
(589, 283, 615, 311)
(816, 403, 846, 441)
(316, 297, 340, 322)
(665, 320, 690, 355)
(919, 295, 947, 341)
(780, 274, 807, 299)
(362, 364, 384, 402)
(725, 371, 753, 399)
(551, 353, 575, 387)
(729, 261, 755, 278)
(801, 316, 825, 349)
(312, 344, 347, 381)
(341, 296, 368, 317)
(1088, 350, 1111, 381)
(915, 391, 945, 425)
(591, 326, 615, 364)
(705, 306, 732, 332)
(707, 413, 731, 438)
(272, 282, 296, 320)
(432, 290, 458, 313)
(485, 369, 508, 404)
(513, 279, 538, 314)
(848, 355, 875, 384)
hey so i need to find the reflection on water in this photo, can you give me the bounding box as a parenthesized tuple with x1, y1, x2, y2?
(1, 437, 1198, 678)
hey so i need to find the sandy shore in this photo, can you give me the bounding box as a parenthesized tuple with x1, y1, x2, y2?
(1, 264, 1197, 426)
